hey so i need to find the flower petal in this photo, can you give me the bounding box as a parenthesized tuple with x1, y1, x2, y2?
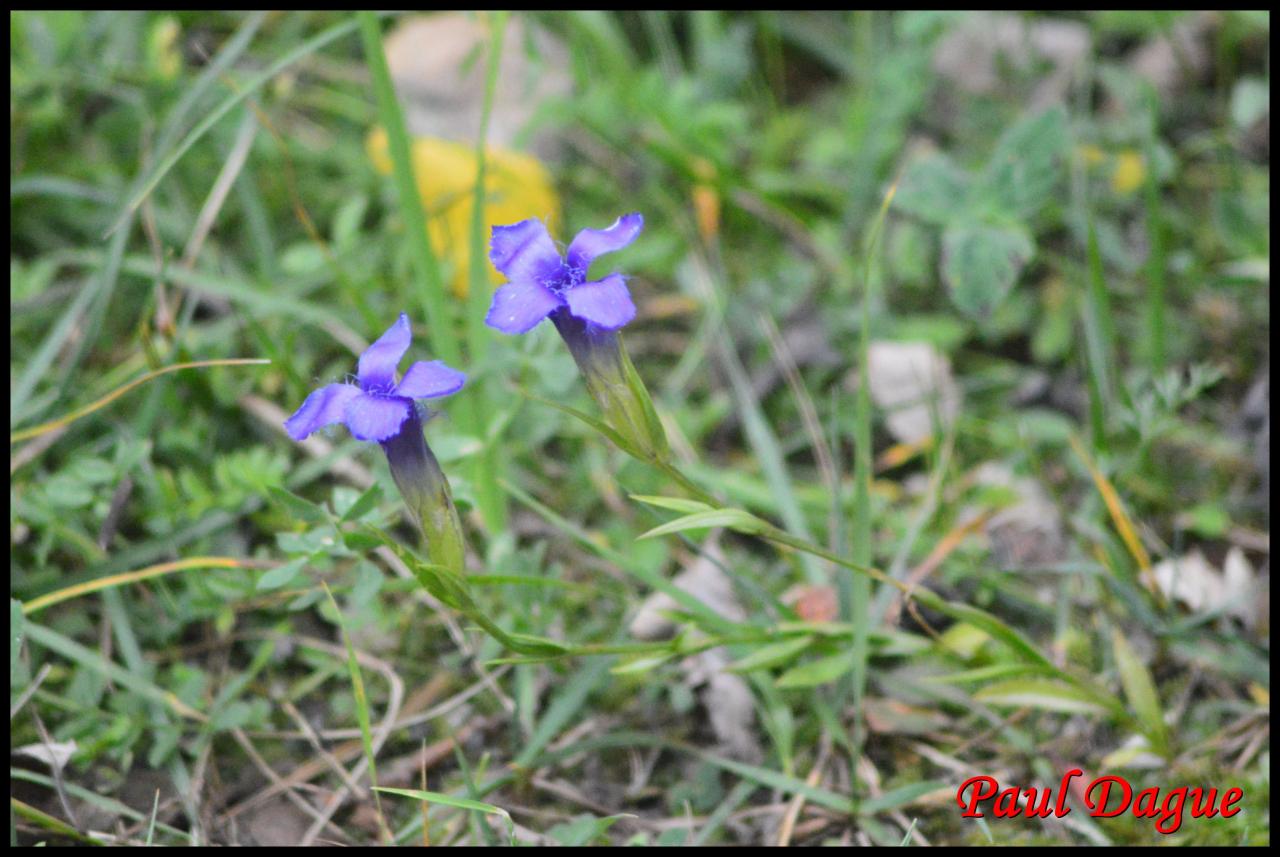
(564, 273, 636, 330)
(485, 279, 565, 335)
(395, 360, 466, 400)
(342, 392, 413, 442)
(357, 313, 412, 392)
(284, 383, 362, 440)
(489, 218, 563, 283)
(566, 212, 644, 272)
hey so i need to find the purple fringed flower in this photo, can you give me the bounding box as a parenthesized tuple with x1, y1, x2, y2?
(485, 213, 669, 461)
(284, 313, 464, 443)
(484, 212, 643, 335)
(284, 314, 468, 573)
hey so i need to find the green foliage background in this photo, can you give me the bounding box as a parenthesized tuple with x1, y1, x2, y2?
(11, 10, 1270, 846)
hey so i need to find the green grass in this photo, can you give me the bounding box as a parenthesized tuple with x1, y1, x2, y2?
(10, 10, 1270, 847)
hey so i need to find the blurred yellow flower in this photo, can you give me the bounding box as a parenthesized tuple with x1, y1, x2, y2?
(367, 127, 560, 298)
(1110, 150, 1146, 195)
(1074, 144, 1146, 196)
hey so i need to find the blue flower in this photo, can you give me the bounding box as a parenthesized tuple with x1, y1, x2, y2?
(484, 212, 668, 461)
(284, 313, 465, 443)
(485, 212, 643, 335)
(284, 314, 468, 575)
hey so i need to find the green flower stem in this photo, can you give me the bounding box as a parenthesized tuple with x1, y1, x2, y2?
(552, 313, 669, 462)
(653, 459, 719, 506)
(487, 629, 785, 665)
(753, 520, 1122, 711)
(381, 412, 466, 576)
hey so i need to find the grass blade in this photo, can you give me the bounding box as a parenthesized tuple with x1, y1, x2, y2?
(1068, 434, 1155, 583)
(358, 11, 455, 364)
(1141, 104, 1167, 373)
(1081, 197, 1115, 450)
(22, 623, 206, 722)
(375, 787, 510, 819)
(21, 557, 249, 615)
(975, 678, 1113, 715)
(462, 12, 510, 534)
(1111, 628, 1170, 757)
(11, 359, 269, 444)
(322, 582, 391, 843)
(110, 15, 357, 235)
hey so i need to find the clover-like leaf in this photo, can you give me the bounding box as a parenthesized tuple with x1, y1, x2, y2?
(941, 223, 1034, 318)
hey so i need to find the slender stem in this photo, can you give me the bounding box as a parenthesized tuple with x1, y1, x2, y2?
(465, 11, 510, 534)
(1142, 129, 1167, 375)
(493, 630, 788, 662)
(761, 525, 904, 594)
(654, 460, 718, 507)
(845, 173, 896, 777)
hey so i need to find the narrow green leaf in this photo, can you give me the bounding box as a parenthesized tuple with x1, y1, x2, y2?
(323, 583, 381, 810)
(11, 797, 102, 845)
(503, 478, 745, 635)
(462, 11, 510, 535)
(638, 508, 767, 540)
(1111, 628, 1170, 757)
(358, 11, 454, 363)
(468, 574, 586, 592)
(375, 787, 510, 818)
(11, 769, 188, 841)
(364, 525, 471, 611)
(518, 388, 639, 456)
(1081, 207, 1114, 448)
(22, 623, 205, 722)
(619, 337, 670, 458)
(115, 16, 358, 232)
(338, 483, 384, 523)
(910, 590, 1054, 670)
(10, 599, 25, 687)
(776, 651, 852, 688)
(921, 663, 1044, 685)
(693, 749, 853, 814)
(515, 658, 611, 768)
(727, 635, 814, 673)
(715, 318, 824, 584)
(502, 632, 570, 656)
(610, 653, 675, 675)
(629, 495, 714, 515)
(1142, 126, 1167, 373)
(860, 780, 949, 815)
(975, 678, 1110, 715)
